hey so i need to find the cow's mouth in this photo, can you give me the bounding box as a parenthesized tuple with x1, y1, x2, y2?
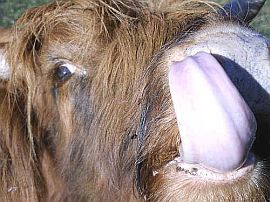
(168, 52, 257, 176)
(167, 152, 256, 182)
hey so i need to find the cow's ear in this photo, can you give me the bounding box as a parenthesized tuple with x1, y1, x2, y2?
(0, 47, 10, 81)
(0, 28, 11, 81)
(223, 0, 266, 23)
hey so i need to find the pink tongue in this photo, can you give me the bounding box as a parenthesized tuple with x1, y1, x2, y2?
(169, 52, 257, 173)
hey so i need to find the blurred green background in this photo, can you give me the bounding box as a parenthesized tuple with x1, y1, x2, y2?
(0, 0, 50, 27)
(0, 0, 269, 37)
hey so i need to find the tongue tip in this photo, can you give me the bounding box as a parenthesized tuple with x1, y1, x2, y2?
(180, 150, 255, 173)
(180, 127, 256, 173)
(205, 152, 255, 173)
(181, 153, 245, 173)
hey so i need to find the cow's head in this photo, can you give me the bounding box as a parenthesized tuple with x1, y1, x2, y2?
(0, 0, 269, 201)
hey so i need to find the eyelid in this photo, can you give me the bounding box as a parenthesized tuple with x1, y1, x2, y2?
(50, 55, 87, 75)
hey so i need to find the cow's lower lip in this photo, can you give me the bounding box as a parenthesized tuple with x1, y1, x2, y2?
(167, 153, 255, 182)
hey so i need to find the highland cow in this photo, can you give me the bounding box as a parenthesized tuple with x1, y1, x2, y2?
(0, 0, 269, 201)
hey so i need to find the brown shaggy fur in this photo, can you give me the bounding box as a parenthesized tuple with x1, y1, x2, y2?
(0, 0, 269, 201)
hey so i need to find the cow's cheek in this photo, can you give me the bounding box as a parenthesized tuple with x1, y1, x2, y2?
(32, 82, 74, 150)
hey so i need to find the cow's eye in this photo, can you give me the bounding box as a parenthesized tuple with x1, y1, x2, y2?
(55, 63, 76, 81)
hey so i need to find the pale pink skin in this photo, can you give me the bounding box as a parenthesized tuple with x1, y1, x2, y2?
(169, 52, 257, 173)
